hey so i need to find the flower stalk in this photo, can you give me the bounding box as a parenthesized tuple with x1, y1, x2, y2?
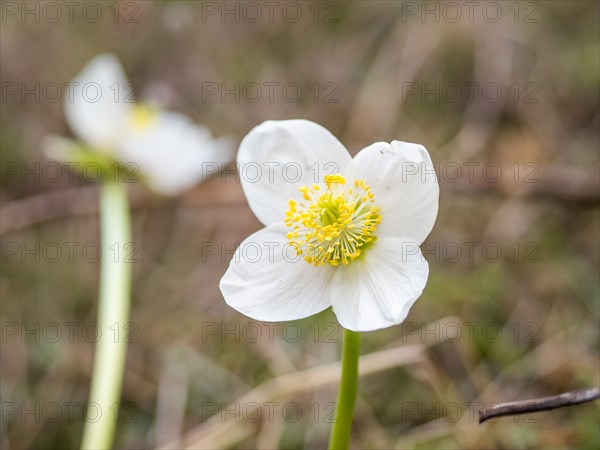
(328, 328, 360, 450)
(81, 181, 132, 450)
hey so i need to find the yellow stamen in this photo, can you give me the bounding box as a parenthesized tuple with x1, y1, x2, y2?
(285, 173, 381, 267)
(324, 173, 346, 187)
(129, 103, 158, 131)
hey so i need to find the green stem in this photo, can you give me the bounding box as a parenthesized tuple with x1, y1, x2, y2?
(81, 182, 132, 450)
(328, 328, 360, 450)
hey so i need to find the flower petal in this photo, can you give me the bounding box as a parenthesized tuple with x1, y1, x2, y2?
(43, 136, 85, 162)
(118, 110, 235, 195)
(42, 135, 118, 172)
(329, 237, 429, 332)
(237, 120, 352, 226)
(219, 224, 334, 322)
(64, 53, 132, 150)
(346, 141, 439, 245)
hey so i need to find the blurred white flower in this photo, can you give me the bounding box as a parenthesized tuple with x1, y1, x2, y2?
(46, 53, 234, 195)
(219, 120, 439, 332)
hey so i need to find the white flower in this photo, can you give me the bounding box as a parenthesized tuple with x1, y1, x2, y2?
(219, 120, 439, 332)
(46, 53, 234, 195)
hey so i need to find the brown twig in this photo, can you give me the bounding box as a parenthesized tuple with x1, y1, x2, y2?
(0, 178, 245, 235)
(479, 387, 600, 424)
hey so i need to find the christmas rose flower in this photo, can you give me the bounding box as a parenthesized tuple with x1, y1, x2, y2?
(46, 53, 233, 195)
(220, 119, 439, 332)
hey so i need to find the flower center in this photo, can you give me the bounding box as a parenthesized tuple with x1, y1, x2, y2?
(285, 174, 381, 267)
(129, 103, 158, 131)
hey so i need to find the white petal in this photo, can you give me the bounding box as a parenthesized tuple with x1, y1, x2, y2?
(346, 141, 439, 245)
(118, 110, 235, 195)
(64, 53, 132, 150)
(329, 237, 429, 332)
(42, 136, 81, 162)
(237, 120, 352, 226)
(42, 135, 114, 168)
(219, 224, 334, 322)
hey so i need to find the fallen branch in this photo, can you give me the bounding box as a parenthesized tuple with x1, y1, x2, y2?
(479, 387, 600, 424)
(2, 165, 597, 234)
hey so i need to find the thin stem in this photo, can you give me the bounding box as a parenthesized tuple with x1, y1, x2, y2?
(328, 329, 360, 450)
(81, 182, 132, 450)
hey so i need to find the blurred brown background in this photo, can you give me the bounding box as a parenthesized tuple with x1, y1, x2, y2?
(1, 1, 599, 449)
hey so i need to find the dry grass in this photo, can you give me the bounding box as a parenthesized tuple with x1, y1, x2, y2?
(1, 1, 598, 449)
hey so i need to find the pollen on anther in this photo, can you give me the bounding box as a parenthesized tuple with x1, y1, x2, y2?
(284, 173, 380, 267)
